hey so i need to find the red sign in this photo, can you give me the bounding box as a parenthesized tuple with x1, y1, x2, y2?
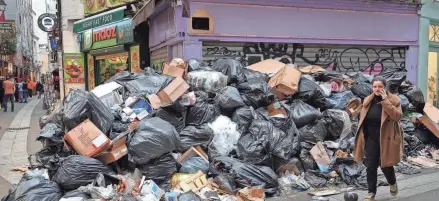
(93, 25, 117, 42)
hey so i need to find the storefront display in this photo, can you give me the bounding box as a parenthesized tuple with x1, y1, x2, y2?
(87, 54, 96, 90)
(96, 52, 128, 84)
(130, 45, 142, 73)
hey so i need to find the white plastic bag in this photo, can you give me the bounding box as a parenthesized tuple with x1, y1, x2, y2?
(208, 116, 241, 157)
(187, 71, 228, 92)
(319, 83, 332, 97)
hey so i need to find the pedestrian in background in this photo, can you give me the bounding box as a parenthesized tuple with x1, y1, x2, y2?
(27, 79, 35, 99)
(0, 76, 4, 110)
(36, 81, 43, 99)
(19, 80, 28, 103)
(14, 79, 19, 102)
(354, 76, 403, 201)
(3, 76, 15, 112)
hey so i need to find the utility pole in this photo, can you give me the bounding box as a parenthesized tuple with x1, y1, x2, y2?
(56, 0, 64, 100)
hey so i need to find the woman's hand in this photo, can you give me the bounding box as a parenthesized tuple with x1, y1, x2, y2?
(380, 89, 388, 100)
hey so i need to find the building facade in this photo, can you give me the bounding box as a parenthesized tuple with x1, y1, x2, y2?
(134, 0, 420, 84)
(15, 0, 37, 80)
(418, 0, 439, 107)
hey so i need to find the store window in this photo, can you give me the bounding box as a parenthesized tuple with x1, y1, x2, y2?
(96, 52, 128, 84)
(429, 24, 439, 42)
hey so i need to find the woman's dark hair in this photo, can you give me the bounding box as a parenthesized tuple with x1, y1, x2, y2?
(371, 76, 387, 87)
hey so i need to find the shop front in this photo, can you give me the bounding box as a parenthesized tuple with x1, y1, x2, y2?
(73, 7, 137, 90)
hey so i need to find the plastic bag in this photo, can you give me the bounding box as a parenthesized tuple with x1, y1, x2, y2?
(105, 71, 146, 85)
(214, 86, 245, 110)
(148, 101, 187, 132)
(179, 191, 202, 201)
(299, 120, 327, 143)
(208, 116, 241, 158)
(304, 171, 327, 188)
(295, 77, 327, 109)
(37, 123, 64, 144)
(213, 174, 237, 194)
(63, 89, 114, 134)
(397, 94, 410, 110)
(211, 157, 279, 194)
(237, 120, 294, 167)
(242, 68, 267, 83)
(231, 106, 259, 133)
(187, 70, 228, 93)
(188, 58, 203, 72)
(179, 125, 214, 151)
(322, 109, 352, 139)
(139, 153, 177, 191)
(275, 157, 304, 175)
(51, 155, 114, 191)
(319, 83, 332, 97)
(212, 58, 244, 84)
(2, 177, 62, 201)
(350, 72, 371, 83)
(186, 100, 221, 126)
(61, 189, 92, 200)
(300, 149, 317, 170)
(28, 145, 74, 178)
(124, 75, 174, 96)
(238, 81, 275, 109)
(400, 116, 415, 133)
(39, 103, 64, 129)
(326, 90, 355, 109)
(403, 86, 425, 113)
(128, 117, 180, 164)
(289, 99, 322, 128)
(180, 157, 209, 174)
(321, 70, 343, 81)
(395, 161, 422, 175)
(378, 68, 407, 94)
(351, 82, 372, 99)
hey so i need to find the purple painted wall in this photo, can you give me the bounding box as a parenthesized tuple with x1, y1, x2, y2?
(149, 7, 176, 48)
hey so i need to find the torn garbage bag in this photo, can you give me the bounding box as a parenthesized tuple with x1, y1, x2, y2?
(186, 99, 221, 126)
(231, 106, 259, 133)
(211, 157, 279, 194)
(238, 81, 275, 108)
(208, 116, 241, 158)
(290, 99, 322, 128)
(212, 58, 244, 84)
(326, 90, 355, 110)
(237, 120, 294, 168)
(179, 125, 214, 151)
(2, 177, 62, 201)
(299, 120, 327, 143)
(186, 70, 228, 92)
(295, 77, 327, 109)
(214, 86, 245, 110)
(180, 156, 210, 174)
(128, 117, 180, 164)
(139, 153, 177, 191)
(63, 89, 114, 134)
(37, 123, 64, 144)
(351, 82, 372, 99)
(51, 155, 114, 191)
(322, 109, 352, 139)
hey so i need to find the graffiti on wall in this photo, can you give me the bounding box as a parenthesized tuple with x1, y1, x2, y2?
(203, 43, 406, 74)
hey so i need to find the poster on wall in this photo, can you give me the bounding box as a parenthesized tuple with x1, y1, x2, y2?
(64, 53, 85, 83)
(130, 45, 142, 73)
(84, 0, 137, 16)
(87, 54, 96, 90)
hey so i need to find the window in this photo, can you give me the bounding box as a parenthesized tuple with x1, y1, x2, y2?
(429, 24, 439, 42)
(192, 17, 210, 30)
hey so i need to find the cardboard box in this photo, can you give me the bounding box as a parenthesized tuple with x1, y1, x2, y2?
(91, 82, 123, 108)
(247, 59, 285, 75)
(178, 146, 208, 165)
(310, 142, 331, 173)
(64, 119, 111, 157)
(158, 77, 190, 105)
(96, 137, 128, 164)
(268, 64, 302, 96)
(163, 61, 188, 78)
(420, 102, 439, 139)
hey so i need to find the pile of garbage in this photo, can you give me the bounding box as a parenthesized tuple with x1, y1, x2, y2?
(4, 58, 439, 201)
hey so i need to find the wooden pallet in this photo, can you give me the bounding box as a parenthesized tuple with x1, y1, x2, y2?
(179, 171, 210, 192)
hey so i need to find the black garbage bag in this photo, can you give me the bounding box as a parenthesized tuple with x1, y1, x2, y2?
(320, 70, 344, 82)
(397, 94, 410, 110)
(179, 124, 214, 151)
(410, 128, 433, 144)
(39, 103, 64, 129)
(51, 155, 114, 191)
(28, 145, 75, 179)
(211, 157, 279, 195)
(138, 153, 177, 191)
(305, 171, 327, 188)
(395, 162, 422, 175)
(238, 81, 275, 108)
(187, 99, 221, 126)
(61, 189, 92, 200)
(299, 120, 327, 143)
(290, 99, 322, 128)
(326, 90, 355, 109)
(403, 86, 425, 113)
(63, 89, 114, 134)
(148, 101, 187, 132)
(179, 191, 202, 201)
(351, 82, 372, 99)
(214, 174, 237, 194)
(127, 117, 180, 164)
(2, 177, 62, 201)
(237, 120, 294, 168)
(93, 173, 121, 187)
(378, 68, 407, 94)
(295, 77, 327, 109)
(350, 72, 371, 83)
(322, 109, 352, 138)
(401, 116, 415, 133)
(274, 157, 304, 175)
(404, 134, 423, 152)
(188, 58, 203, 72)
(242, 68, 268, 83)
(212, 58, 244, 84)
(335, 159, 388, 190)
(300, 149, 317, 170)
(37, 123, 64, 144)
(180, 157, 210, 174)
(214, 86, 245, 110)
(124, 75, 174, 96)
(231, 106, 259, 133)
(110, 121, 130, 140)
(105, 71, 146, 85)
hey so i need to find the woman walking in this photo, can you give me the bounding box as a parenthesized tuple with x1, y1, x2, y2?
(354, 76, 403, 201)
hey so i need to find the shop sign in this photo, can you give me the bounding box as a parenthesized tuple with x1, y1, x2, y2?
(0, 22, 12, 30)
(73, 7, 125, 33)
(82, 19, 133, 51)
(38, 13, 58, 32)
(84, 0, 136, 16)
(64, 53, 86, 83)
(130, 45, 141, 73)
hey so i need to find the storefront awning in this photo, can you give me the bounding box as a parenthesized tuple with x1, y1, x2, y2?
(132, 0, 155, 28)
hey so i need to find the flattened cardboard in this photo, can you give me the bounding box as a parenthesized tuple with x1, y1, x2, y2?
(158, 77, 190, 105)
(268, 65, 301, 96)
(96, 137, 128, 164)
(163, 62, 188, 78)
(148, 94, 163, 109)
(64, 119, 111, 157)
(247, 59, 285, 75)
(310, 142, 331, 173)
(421, 103, 439, 139)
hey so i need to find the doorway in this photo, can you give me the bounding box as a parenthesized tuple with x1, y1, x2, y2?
(427, 47, 439, 107)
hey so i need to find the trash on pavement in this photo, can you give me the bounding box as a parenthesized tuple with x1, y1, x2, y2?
(163, 58, 189, 78)
(247, 59, 285, 76)
(420, 102, 439, 139)
(310, 142, 331, 173)
(91, 81, 123, 108)
(268, 64, 302, 97)
(95, 134, 128, 164)
(408, 156, 439, 168)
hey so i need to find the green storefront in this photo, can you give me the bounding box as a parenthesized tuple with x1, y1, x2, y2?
(419, 0, 439, 107)
(73, 6, 141, 90)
